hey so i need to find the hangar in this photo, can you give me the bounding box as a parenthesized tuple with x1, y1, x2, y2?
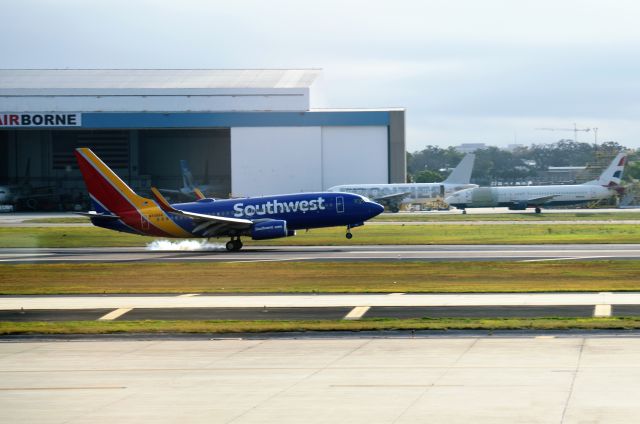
(0, 69, 405, 210)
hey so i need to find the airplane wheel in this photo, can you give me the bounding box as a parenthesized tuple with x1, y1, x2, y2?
(226, 241, 235, 251)
(535, 207, 541, 214)
(234, 240, 243, 251)
(390, 206, 399, 213)
(462, 210, 467, 215)
(346, 232, 353, 240)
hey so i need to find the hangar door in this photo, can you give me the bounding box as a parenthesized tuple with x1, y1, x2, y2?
(139, 129, 230, 199)
(230, 126, 388, 197)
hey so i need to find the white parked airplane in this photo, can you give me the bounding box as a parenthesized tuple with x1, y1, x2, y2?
(327, 154, 476, 212)
(445, 153, 627, 213)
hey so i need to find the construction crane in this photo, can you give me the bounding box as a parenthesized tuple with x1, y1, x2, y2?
(535, 123, 592, 142)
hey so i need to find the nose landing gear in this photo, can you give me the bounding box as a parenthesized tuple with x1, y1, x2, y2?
(226, 237, 243, 251)
(346, 225, 353, 239)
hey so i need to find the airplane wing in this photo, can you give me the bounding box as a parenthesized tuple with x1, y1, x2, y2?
(150, 187, 252, 234)
(373, 192, 412, 202)
(524, 195, 557, 205)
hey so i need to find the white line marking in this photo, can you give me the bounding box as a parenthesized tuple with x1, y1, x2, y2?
(594, 304, 612, 317)
(535, 336, 555, 339)
(519, 257, 579, 262)
(343, 306, 370, 320)
(178, 293, 199, 297)
(98, 308, 133, 321)
(218, 258, 309, 264)
(388, 293, 406, 296)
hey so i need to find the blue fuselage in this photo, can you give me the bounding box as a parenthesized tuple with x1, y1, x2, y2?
(96, 192, 384, 238)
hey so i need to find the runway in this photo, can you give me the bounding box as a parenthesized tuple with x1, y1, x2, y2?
(1, 244, 640, 264)
(1, 292, 639, 321)
(3, 334, 640, 423)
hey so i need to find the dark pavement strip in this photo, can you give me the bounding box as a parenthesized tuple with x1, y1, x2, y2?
(4, 305, 640, 321)
(120, 307, 353, 321)
(365, 306, 595, 319)
(0, 309, 112, 322)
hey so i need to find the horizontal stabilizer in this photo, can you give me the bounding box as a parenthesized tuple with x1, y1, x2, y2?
(75, 211, 121, 220)
(193, 188, 206, 200)
(150, 187, 178, 213)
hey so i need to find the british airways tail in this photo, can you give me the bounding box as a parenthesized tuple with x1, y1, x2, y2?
(443, 153, 476, 185)
(584, 153, 627, 187)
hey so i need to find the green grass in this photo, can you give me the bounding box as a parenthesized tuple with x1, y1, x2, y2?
(2, 223, 640, 248)
(23, 217, 90, 224)
(3, 260, 640, 294)
(373, 211, 640, 222)
(3, 317, 640, 335)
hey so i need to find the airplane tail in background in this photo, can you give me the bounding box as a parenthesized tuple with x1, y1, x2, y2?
(443, 153, 476, 184)
(74, 148, 153, 215)
(584, 152, 627, 187)
(180, 160, 196, 191)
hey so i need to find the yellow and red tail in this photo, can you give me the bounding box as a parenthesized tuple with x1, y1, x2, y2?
(74, 148, 192, 237)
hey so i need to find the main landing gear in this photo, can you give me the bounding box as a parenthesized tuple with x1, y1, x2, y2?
(534, 207, 542, 214)
(226, 237, 243, 251)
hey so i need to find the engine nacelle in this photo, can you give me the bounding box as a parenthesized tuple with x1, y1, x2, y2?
(250, 220, 295, 240)
(508, 202, 528, 211)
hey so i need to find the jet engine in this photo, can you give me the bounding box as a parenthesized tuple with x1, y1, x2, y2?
(250, 220, 295, 240)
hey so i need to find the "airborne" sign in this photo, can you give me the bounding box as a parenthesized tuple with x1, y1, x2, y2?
(0, 113, 82, 127)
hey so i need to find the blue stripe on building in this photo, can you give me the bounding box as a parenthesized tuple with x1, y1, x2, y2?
(81, 111, 390, 129)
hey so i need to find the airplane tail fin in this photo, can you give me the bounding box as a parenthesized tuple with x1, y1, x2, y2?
(583, 152, 627, 187)
(443, 153, 476, 184)
(74, 148, 153, 215)
(180, 159, 196, 190)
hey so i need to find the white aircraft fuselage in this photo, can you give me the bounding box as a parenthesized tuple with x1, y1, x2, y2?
(329, 182, 478, 205)
(446, 184, 617, 210)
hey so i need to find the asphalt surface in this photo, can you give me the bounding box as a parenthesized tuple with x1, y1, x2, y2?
(1, 244, 640, 263)
(1, 292, 638, 321)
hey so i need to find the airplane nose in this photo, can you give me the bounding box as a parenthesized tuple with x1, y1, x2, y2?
(370, 202, 384, 216)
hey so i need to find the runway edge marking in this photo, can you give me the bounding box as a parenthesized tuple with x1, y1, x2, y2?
(593, 304, 612, 317)
(98, 308, 133, 321)
(343, 306, 371, 320)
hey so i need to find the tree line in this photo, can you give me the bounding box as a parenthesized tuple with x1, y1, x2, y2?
(407, 140, 640, 185)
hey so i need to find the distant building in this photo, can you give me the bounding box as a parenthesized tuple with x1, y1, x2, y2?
(0, 69, 406, 209)
(455, 143, 486, 153)
(505, 144, 525, 152)
(534, 166, 586, 184)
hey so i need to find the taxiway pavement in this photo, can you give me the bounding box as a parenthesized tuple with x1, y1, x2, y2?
(2, 334, 640, 423)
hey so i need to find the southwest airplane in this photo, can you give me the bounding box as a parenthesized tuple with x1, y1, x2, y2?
(75, 148, 384, 251)
(327, 153, 476, 212)
(445, 153, 627, 213)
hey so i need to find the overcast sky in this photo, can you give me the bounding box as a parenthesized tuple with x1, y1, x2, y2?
(4, 0, 640, 151)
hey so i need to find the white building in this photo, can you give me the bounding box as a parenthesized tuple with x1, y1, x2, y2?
(0, 69, 405, 208)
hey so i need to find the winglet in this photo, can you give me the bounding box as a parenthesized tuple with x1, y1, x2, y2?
(193, 187, 206, 200)
(150, 187, 178, 213)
